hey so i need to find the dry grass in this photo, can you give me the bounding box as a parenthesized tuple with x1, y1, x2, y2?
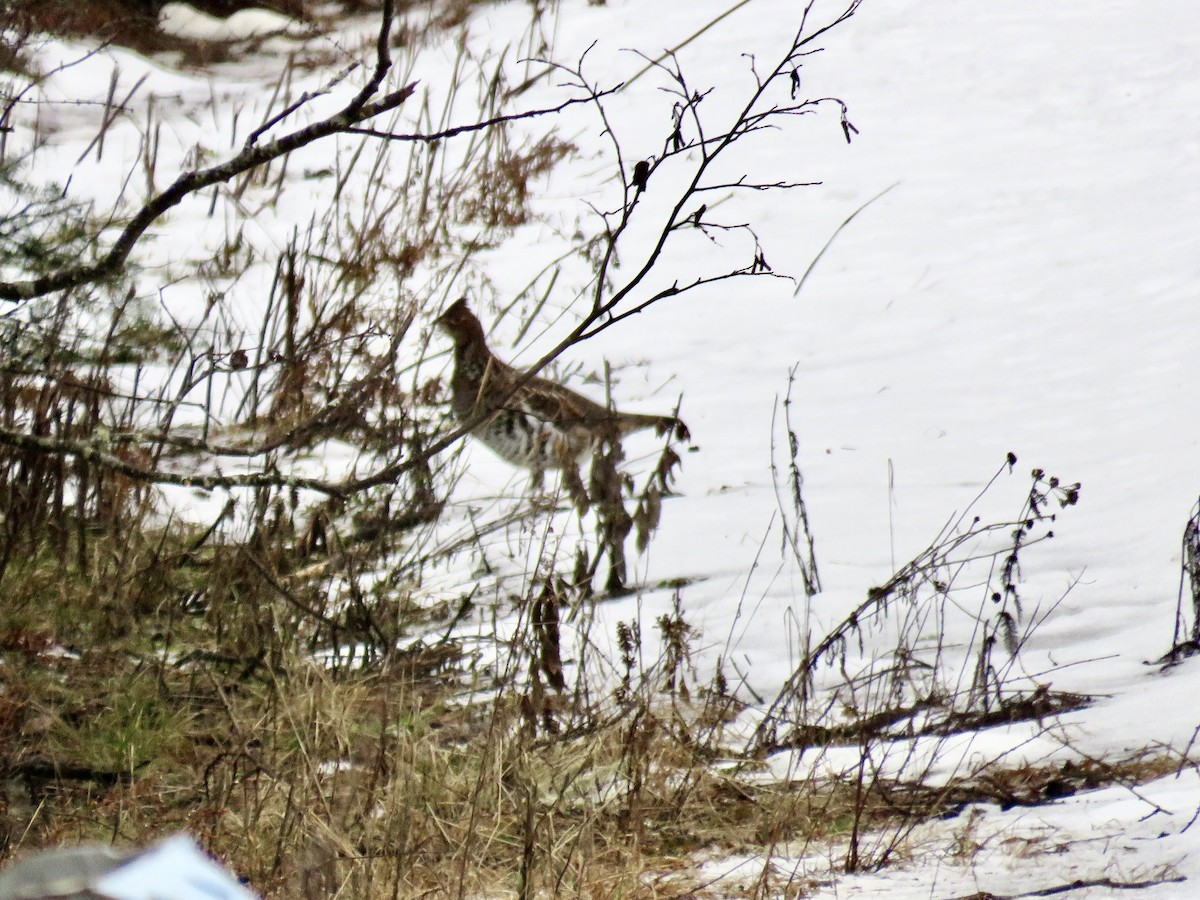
(0, 505, 1178, 898)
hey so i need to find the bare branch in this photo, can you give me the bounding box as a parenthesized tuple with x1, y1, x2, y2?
(694, 179, 821, 192)
(243, 62, 360, 149)
(343, 88, 619, 143)
(793, 181, 898, 297)
(581, 266, 792, 338)
(0, 79, 419, 304)
(623, 0, 756, 89)
(0, 0, 409, 304)
(0, 421, 343, 495)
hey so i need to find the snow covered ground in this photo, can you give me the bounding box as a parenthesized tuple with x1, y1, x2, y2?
(700, 768, 1200, 898)
(10, 0, 1200, 895)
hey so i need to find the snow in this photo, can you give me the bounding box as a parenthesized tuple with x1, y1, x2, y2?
(8, 0, 1200, 896)
(698, 768, 1199, 898)
(158, 3, 310, 41)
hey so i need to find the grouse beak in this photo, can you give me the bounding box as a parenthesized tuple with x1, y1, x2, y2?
(434, 296, 468, 334)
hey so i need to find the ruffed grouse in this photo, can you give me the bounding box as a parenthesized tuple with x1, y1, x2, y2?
(436, 298, 685, 470)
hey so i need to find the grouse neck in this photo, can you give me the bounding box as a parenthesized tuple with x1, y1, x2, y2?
(455, 330, 497, 376)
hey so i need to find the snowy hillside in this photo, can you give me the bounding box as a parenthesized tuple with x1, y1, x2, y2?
(470, 2, 1200, 893)
(4, 0, 1199, 896)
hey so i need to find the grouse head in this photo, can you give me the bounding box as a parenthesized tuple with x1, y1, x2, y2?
(435, 298, 487, 351)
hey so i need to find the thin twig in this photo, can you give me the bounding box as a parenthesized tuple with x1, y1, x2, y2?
(793, 181, 898, 297)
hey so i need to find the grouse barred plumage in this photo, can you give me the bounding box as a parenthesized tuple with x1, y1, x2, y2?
(436, 298, 685, 469)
